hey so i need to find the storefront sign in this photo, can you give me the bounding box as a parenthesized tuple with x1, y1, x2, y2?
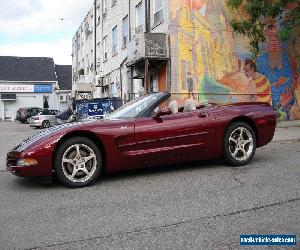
(0, 84, 53, 93)
(34, 84, 52, 93)
(0, 85, 34, 93)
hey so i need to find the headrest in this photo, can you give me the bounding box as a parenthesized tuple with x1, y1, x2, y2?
(168, 100, 178, 114)
(184, 99, 196, 112)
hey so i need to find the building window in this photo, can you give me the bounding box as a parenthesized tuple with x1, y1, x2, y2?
(154, 0, 164, 25)
(112, 26, 118, 55)
(135, 1, 144, 34)
(122, 15, 129, 48)
(103, 36, 108, 61)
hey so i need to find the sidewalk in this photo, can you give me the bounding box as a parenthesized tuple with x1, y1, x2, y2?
(273, 120, 300, 142)
(276, 120, 300, 128)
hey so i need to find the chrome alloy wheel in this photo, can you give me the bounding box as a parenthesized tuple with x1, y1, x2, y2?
(228, 127, 254, 162)
(61, 144, 97, 183)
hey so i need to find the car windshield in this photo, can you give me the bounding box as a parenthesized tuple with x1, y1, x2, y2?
(106, 93, 168, 119)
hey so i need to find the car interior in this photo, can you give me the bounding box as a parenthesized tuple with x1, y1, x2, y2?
(168, 99, 210, 114)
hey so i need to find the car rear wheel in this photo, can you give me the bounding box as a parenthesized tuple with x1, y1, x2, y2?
(54, 137, 102, 188)
(42, 120, 50, 128)
(222, 122, 256, 166)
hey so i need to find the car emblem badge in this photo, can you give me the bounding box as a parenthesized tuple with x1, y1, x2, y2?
(121, 125, 127, 130)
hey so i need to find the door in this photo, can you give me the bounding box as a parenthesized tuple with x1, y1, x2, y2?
(4, 101, 13, 121)
(134, 110, 217, 166)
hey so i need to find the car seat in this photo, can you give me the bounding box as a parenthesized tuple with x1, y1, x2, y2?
(168, 100, 178, 114)
(184, 99, 196, 112)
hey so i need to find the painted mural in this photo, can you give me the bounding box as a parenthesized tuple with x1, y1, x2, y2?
(169, 0, 300, 121)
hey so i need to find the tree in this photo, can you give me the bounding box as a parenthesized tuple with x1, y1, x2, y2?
(78, 68, 85, 76)
(43, 98, 49, 109)
(227, 0, 300, 57)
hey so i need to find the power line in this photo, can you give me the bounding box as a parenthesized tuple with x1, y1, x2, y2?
(2, 17, 84, 28)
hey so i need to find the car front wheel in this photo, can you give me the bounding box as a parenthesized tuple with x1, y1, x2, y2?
(42, 120, 50, 128)
(54, 137, 102, 188)
(222, 122, 256, 166)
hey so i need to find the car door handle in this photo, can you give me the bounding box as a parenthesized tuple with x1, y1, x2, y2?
(198, 113, 207, 118)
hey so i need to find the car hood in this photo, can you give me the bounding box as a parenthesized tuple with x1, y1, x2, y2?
(14, 121, 85, 150)
(13, 119, 131, 152)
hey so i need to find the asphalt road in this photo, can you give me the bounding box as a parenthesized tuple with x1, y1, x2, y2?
(0, 122, 37, 171)
(0, 122, 299, 249)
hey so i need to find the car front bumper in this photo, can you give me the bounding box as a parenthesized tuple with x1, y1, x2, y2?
(7, 151, 53, 177)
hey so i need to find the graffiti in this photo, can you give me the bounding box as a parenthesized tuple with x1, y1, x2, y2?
(169, 0, 300, 121)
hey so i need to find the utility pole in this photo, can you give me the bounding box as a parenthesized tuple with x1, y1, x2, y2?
(144, 0, 150, 94)
(94, 0, 97, 88)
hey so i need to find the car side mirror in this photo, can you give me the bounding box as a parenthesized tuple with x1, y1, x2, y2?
(153, 108, 172, 119)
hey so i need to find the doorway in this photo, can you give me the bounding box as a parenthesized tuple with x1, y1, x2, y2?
(4, 101, 13, 121)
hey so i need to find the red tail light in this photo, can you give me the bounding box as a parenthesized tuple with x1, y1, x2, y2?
(33, 117, 40, 120)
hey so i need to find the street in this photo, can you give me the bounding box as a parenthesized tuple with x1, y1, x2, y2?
(0, 122, 299, 249)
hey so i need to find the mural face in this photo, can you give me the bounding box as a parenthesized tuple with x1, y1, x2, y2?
(169, 0, 300, 121)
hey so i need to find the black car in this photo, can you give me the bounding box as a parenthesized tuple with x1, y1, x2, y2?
(16, 107, 43, 123)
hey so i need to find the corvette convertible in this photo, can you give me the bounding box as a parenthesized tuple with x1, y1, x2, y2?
(7, 92, 276, 188)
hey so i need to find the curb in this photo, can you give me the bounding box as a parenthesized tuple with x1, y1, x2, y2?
(276, 120, 300, 128)
(271, 139, 300, 144)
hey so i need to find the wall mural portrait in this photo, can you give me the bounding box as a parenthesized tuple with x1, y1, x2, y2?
(169, 0, 300, 121)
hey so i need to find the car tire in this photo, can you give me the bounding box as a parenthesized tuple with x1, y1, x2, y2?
(42, 120, 50, 128)
(54, 137, 102, 188)
(222, 122, 256, 166)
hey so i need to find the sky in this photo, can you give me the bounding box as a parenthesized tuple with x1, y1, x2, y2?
(0, 0, 93, 65)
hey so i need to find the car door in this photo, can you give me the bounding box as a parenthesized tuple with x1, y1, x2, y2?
(134, 109, 217, 167)
(48, 110, 57, 124)
(41, 110, 50, 123)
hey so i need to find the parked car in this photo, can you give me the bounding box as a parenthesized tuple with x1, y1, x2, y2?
(7, 92, 276, 188)
(29, 109, 59, 129)
(16, 107, 43, 123)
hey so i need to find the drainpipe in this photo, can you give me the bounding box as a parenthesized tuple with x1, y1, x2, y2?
(144, 0, 150, 93)
(94, 0, 97, 75)
(128, 0, 131, 41)
(120, 57, 128, 100)
(93, 0, 98, 98)
(145, 0, 150, 33)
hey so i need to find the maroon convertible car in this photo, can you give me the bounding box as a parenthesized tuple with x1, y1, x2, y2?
(7, 92, 276, 188)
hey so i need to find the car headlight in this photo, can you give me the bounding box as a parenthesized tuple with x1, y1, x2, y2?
(17, 158, 38, 166)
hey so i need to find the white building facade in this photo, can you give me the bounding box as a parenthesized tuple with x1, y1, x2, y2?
(0, 57, 72, 121)
(0, 82, 58, 121)
(72, 0, 170, 101)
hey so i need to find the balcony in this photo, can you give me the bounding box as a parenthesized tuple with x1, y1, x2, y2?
(127, 33, 169, 66)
